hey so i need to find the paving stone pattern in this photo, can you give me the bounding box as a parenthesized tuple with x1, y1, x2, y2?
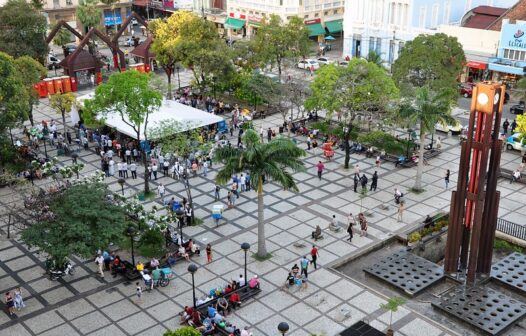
(1, 87, 525, 336)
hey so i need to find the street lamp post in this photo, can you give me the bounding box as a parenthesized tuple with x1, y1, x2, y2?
(42, 135, 48, 159)
(278, 322, 289, 336)
(406, 128, 413, 159)
(127, 226, 136, 266)
(188, 263, 198, 308)
(118, 177, 125, 195)
(241, 242, 250, 288)
(175, 208, 185, 243)
(212, 75, 216, 99)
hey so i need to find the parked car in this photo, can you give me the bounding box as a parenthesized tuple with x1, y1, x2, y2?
(435, 120, 463, 135)
(47, 54, 61, 70)
(131, 18, 138, 25)
(459, 83, 474, 98)
(337, 60, 349, 67)
(297, 59, 320, 70)
(317, 57, 331, 65)
(124, 37, 141, 47)
(506, 133, 526, 151)
(510, 101, 525, 115)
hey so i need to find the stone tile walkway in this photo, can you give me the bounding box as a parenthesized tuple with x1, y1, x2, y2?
(1, 89, 525, 336)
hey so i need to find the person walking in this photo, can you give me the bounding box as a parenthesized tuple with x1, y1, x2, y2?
(375, 155, 381, 168)
(370, 171, 378, 191)
(95, 254, 104, 277)
(214, 185, 220, 200)
(206, 244, 213, 263)
(158, 183, 165, 198)
(358, 213, 367, 237)
(511, 119, 518, 133)
(503, 119, 510, 134)
(13, 287, 25, 311)
(347, 213, 355, 242)
(300, 256, 309, 279)
(397, 201, 405, 222)
(135, 282, 143, 304)
(152, 163, 158, 180)
(316, 161, 325, 180)
(203, 160, 209, 177)
(310, 245, 319, 269)
(354, 164, 360, 175)
(5, 292, 15, 316)
(353, 173, 359, 192)
(267, 128, 272, 143)
(130, 162, 137, 179)
(360, 174, 368, 192)
(122, 161, 129, 178)
(445, 169, 450, 189)
(307, 136, 311, 150)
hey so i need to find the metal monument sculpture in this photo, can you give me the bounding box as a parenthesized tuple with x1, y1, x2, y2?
(444, 82, 505, 284)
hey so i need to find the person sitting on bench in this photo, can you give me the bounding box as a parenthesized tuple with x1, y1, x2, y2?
(248, 275, 260, 289)
(424, 215, 434, 228)
(311, 225, 322, 240)
(229, 291, 241, 309)
(178, 246, 190, 261)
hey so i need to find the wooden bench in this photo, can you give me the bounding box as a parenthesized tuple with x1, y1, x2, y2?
(121, 261, 142, 280)
(499, 168, 526, 184)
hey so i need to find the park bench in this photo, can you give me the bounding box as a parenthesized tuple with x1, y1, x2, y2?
(121, 260, 141, 280)
(499, 167, 526, 185)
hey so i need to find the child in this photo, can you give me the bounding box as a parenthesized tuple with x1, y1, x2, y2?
(206, 244, 212, 263)
(135, 282, 143, 304)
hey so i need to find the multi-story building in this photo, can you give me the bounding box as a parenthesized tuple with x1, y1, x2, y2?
(43, 0, 133, 34)
(342, 0, 519, 67)
(225, 0, 344, 39)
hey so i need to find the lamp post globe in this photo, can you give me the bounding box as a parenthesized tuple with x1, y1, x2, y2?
(188, 263, 198, 308)
(278, 322, 289, 335)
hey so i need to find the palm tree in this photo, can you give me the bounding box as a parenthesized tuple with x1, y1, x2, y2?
(214, 130, 305, 257)
(399, 87, 454, 191)
(76, 0, 102, 34)
(366, 50, 384, 68)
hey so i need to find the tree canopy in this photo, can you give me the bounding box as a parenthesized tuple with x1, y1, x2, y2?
(76, 0, 102, 32)
(14, 56, 47, 126)
(306, 59, 399, 167)
(392, 33, 465, 93)
(0, 52, 30, 133)
(0, 0, 48, 62)
(164, 327, 201, 336)
(50, 92, 77, 135)
(21, 183, 130, 266)
(253, 15, 310, 80)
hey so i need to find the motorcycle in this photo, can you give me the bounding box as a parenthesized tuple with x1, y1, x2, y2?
(47, 261, 75, 281)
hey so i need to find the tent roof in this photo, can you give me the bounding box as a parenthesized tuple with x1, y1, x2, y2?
(58, 49, 104, 72)
(78, 93, 224, 140)
(130, 35, 155, 59)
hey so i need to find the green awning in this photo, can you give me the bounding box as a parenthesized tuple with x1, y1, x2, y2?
(325, 19, 343, 33)
(307, 23, 325, 37)
(225, 18, 246, 30)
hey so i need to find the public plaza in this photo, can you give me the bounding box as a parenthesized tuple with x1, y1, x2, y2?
(1, 65, 526, 336)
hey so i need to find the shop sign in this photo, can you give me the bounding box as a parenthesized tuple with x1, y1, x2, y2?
(248, 15, 262, 23)
(304, 18, 321, 25)
(502, 23, 526, 50)
(229, 12, 246, 19)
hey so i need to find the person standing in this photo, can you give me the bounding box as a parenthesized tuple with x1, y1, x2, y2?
(375, 155, 381, 168)
(203, 160, 209, 177)
(5, 292, 15, 316)
(354, 164, 360, 175)
(135, 282, 143, 304)
(152, 163, 158, 180)
(125, 148, 132, 164)
(95, 254, 104, 277)
(206, 244, 213, 263)
(13, 287, 25, 311)
(267, 128, 272, 142)
(259, 127, 264, 142)
(130, 162, 137, 179)
(214, 185, 220, 200)
(240, 173, 246, 192)
(122, 161, 129, 178)
(370, 171, 378, 191)
(358, 213, 368, 237)
(316, 161, 325, 180)
(300, 256, 309, 279)
(307, 136, 311, 150)
(397, 201, 405, 222)
(445, 169, 450, 189)
(347, 213, 355, 242)
(511, 119, 518, 133)
(353, 173, 359, 192)
(503, 119, 510, 134)
(310, 245, 319, 269)
(158, 183, 165, 198)
(360, 174, 368, 192)
(109, 159, 115, 176)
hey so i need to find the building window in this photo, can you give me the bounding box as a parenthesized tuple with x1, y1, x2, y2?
(376, 38, 382, 55)
(304, 15, 309, 19)
(369, 37, 375, 51)
(249, 11, 253, 14)
(324, 11, 329, 15)
(315, 13, 319, 17)
(280, 0, 283, 6)
(299, 0, 303, 6)
(333, 9, 338, 14)
(398, 41, 405, 55)
(504, 49, 509, 59)
(389, 40, 395, 63)
(431, 4, 439, 28)
(419, 7, 426, 28)
(390, 2, 395, 24)
(66, 0, 72, 4)
(443, 1, 450, 24)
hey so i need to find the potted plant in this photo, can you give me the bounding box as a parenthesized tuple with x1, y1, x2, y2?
(380, 296, 406, 336)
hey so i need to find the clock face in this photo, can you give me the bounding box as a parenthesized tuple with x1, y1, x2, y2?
(494, 93, 500, 105)
(477, 93, 489, 106)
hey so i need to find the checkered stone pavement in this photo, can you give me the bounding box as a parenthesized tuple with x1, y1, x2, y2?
(1, 89, 525, 336)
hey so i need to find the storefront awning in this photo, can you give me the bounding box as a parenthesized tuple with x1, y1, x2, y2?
(225, 18, 246, 30)
(488, 62, 525, 76)
(466, 61, 487, 69)
(307, 23, 325, 37)
(325, 20, 343, 33)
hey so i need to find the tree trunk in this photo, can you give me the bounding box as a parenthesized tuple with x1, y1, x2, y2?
(62, 110, 67, 137)
(413, 126, 426, 191)
(29, 104, 34, 126)
(165, 66, 173, 100)
(256, 176, 267, 258)
(140, 131, 150, 194)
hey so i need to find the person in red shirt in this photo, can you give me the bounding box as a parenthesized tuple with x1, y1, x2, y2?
(224, 284, 233, 294)
(316, 161, 324, 180)
(229, 292, 241, 309)
(310, 245, 319, 269)
(180, 305, 194, 323)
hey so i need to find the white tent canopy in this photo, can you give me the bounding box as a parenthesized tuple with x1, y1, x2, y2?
(75, 93, 224, 140)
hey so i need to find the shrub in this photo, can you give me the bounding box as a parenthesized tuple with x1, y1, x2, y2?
(408, 232, 421, 243)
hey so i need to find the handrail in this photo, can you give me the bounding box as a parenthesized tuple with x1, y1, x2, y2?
(496, 217, 526, 241)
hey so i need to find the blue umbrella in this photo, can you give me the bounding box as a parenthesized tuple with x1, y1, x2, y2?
(325, 35, 336, 41)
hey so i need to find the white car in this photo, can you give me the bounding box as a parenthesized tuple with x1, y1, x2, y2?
(297, 59, 320, 70)
(435, 120, 463, 135)
(506, 133, 526, 151)
(317, 57, 332, 65)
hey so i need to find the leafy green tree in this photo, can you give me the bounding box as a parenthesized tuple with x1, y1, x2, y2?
(50, 92, 77, 135)
(14, 56, 47, 126)
(53, 28, 73, 58)
(398, 87, 455, 191)
(0, 0, 48, 62)
(138, 228, 165, 258)
(380, 297, 406, 332)
(366, 50, 384, 68)
(76, 0, 102, 33)
(214, 130, 305, 257)
(253, 15, 310, 81)
(393, 33, 465, 93)
(164, 327, 202, 336)
(234, 72, 277, 111)
(21, 183, 130, 266)
(306, 59, 399, 168)
(83, 71, 162, 194)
